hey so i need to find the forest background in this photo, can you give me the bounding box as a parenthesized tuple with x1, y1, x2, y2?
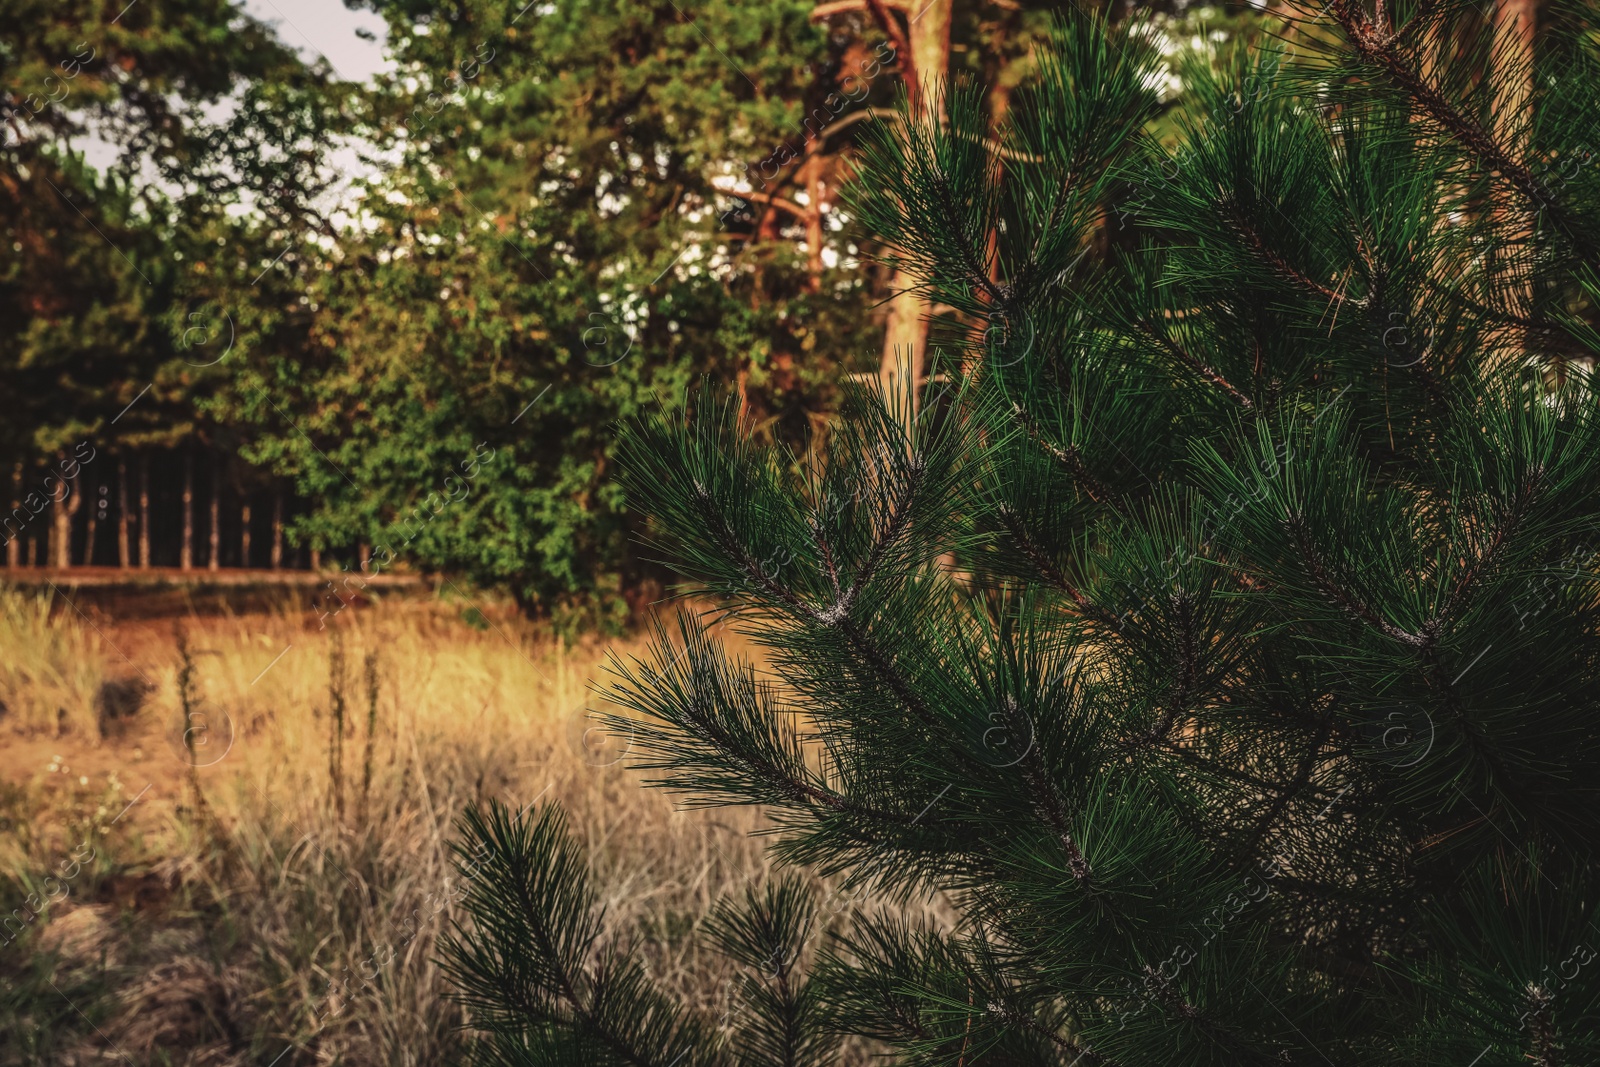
(2, 0, 1284, 633)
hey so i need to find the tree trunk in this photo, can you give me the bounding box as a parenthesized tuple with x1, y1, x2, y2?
(311, 546, 321, 571)
(1493, 0, 1538, 365)
(804, 154, 826, 293)
(241, 498, 252, 569)
(6, 462, 20, 568)
(27, 535, 38, 567)
(52, 451, 81, 569)
(271, 493, 284, 569)
(359, 541, 371, 573)
(181, 450, 194, 570)
(117, 458, 131, 568)
(209, 450, 221, 571)
(877, 0, 952, 427)
(84, 509, 97, 566)
(138, 453, 152, 569)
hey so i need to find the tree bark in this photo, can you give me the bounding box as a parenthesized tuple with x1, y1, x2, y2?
(84, 508, 97, 566)
(52, 451, 81, 569)
(271, 493, 284, 569)
(877, 0, 951, 427)
(138, 453, 151, 569)
(1493, 0, 1538, 364)
(209, 450, 221, 571)
(6, 462, 20, 568)
(117, 458, 131, 568)
(241, 499, 252, 569)
(181, 450, 194, 570)
(804, 153, 826, 292)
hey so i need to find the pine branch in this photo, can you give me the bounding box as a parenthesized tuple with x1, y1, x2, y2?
(1008, 402, 1126, 516)
(1325, 0, 1600, 266)
(983, 1002, 1100, 1064)
(1284, 512, 1427, 647)
(1224, 204, 1371, 312)
(816, 456, 924, 627)
(994, 503, 1118, 625)
(926, 171, 1008, 308)
(1134, 320, 1254, 409)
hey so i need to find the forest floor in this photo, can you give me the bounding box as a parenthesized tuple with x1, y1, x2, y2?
(0, 582, 855, 1066)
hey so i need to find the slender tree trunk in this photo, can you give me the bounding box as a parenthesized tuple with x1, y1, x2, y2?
(1493, 0, 1539, 365)
(181, 450, 195, 570)
(52, 451, 81, 569)
(138, 453, 151, 569)
(27, 535, 38, 567)
(804, 154, 826, 293)
(6, 462, 20, 568)
(271, 493, 284, 569)
(359, 541, 371, 573)
(878, 0, 951, 426)
(84, 510, 97, 567)
(241, 498, 252, 569)
(117, 459, 131, 568)
(209, 451, 222, 571)
(311, 546, 321, 571)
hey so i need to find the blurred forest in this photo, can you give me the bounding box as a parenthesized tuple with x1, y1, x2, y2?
(2, 0, 1278, 629)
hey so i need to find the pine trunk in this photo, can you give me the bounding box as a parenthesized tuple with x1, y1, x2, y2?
(804, 154, 825, 292)
(52, 452, 80, 569)
(241, 499, 251, 569)
(209, 451, 221, 572)
(271, 493, 284, 569)
(138, 453, 151, 569)
(181, 450, 194, 570)
(6, 462, 20, 568)
(877, 0, 951, 425)
(1493, 0, 1539, 364)
(117, 458, 131, 568)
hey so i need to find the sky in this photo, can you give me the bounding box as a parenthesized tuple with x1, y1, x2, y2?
(77, 0, 393, 179)
(239, 0, 395, 218)
(240, 0, 393, 84)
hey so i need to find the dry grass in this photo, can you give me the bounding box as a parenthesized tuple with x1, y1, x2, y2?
(0, 587, 105, 737)
(0, 588, 835, 1066)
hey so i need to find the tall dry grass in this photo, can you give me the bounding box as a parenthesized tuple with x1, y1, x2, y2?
(0, 594, 795, 1066)
(0, 586, 104, 737)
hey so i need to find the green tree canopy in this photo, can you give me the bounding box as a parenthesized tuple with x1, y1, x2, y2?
(446, 3, 1600, 1063)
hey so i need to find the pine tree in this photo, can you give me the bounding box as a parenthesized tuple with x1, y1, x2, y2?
(445, 4, 1600, 1064)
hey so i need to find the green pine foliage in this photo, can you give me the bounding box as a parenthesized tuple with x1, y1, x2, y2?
(449, 3, 1600, 1063)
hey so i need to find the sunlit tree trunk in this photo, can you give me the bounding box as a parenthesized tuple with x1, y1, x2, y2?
(241, 498, 252, 569)
(138, 453, 152, 569)
(117, 458, 131, 568)
(805, 154, 826, 293)
(52, 450, 80, 569)
(878, 0, 951, 425)
(271, 493, 284, 569)
(209, 450, 221, 572)
(181, 450, 195, 570)
(6, 462, 19, 568)
(1493, 0, 1538, 364)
